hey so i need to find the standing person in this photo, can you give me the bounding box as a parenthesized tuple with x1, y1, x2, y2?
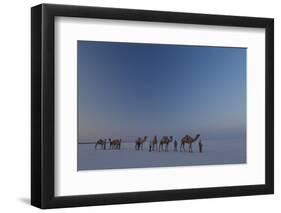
(149, 139, 152, 152)
(199, 139, 203, 153)
(103, 139, 107, 150)
(108, 138, 112, 149)
(174, 140, 178, 152)
(152, 136, 158, 151)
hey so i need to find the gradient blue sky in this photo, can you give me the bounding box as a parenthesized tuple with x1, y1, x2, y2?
(78, 41, 246, 142)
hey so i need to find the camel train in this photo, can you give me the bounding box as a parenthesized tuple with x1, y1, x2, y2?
(94, 134, 202, 152)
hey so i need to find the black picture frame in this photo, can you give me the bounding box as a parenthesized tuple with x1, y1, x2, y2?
(31, 3, 274, 209)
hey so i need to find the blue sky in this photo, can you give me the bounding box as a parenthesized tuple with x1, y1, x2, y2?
(78, 41, 246, 142)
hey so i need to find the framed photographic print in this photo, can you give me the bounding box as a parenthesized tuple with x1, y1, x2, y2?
(31, 3, 274, 209)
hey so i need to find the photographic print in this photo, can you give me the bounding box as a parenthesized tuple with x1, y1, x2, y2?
(77, 41, 246, 170)
(31, 4, 273, 208)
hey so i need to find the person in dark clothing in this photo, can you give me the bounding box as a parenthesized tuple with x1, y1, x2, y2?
(149, 140, 152, 152)
(174, 140, 178, 152)
(198, 139, 203, 153)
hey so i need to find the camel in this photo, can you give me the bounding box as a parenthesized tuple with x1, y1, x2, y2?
(95, 139, 107, 150)
(109, 138, 122, 150)
(159, 136, 173, 152)
(135, 136, 148, 151)
(180, 134, 200, 152)
(152, 136, 158, 151)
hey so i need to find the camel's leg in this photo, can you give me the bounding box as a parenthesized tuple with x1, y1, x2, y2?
(180, 143, 185, 152)
(183, 144, 186, 152)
